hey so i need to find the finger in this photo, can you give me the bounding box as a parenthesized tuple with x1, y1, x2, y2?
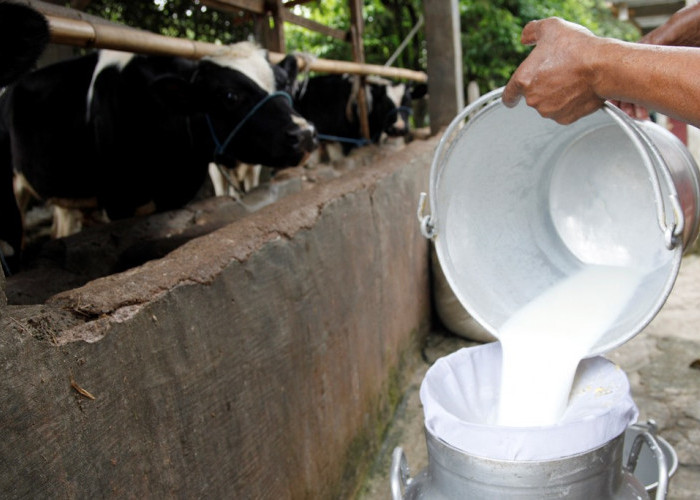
(634, 106, 650, 120)
(502, 78, 522, 108)
(617, 101, 636, 117)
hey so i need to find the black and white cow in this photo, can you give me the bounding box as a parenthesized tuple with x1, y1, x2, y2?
(0, 42, 317, 273)
(294, 74, 427, 156)
(207, 52, 305, 199)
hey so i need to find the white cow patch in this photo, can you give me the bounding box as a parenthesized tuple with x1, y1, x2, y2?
(386, 83, 407, 131)
(205, 41, 275, 94)
(86, 50, 135, 118)
(386, 83, 406, 108)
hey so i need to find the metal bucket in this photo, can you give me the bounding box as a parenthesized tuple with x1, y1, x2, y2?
(391, 421, 673, 500)
(418, 88, 700, 355)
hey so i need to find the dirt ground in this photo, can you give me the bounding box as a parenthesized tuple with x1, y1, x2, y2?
(360, 254, 700, 500)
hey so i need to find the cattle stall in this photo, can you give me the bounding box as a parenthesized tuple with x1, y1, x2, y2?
(0, 2, 436, 497)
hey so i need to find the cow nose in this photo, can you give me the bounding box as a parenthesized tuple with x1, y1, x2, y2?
(387, 124, 408, 137)
(390, 115, 408, 135)
(290, 124, 318, 152)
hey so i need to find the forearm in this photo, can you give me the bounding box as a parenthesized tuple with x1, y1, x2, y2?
(642, 4, 700, 47)
(592, 39, 700, 126)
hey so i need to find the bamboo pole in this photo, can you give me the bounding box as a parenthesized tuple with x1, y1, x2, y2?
(43, 14, 427, 83)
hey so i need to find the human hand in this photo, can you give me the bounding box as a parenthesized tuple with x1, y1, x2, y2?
(502, 18, 606, 124)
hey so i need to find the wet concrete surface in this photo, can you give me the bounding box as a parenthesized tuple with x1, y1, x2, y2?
(360, 254, 700, 499)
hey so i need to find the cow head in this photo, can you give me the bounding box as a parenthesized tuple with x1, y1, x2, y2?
(368, 78, 428, 139)
(152, 42, 317, 168)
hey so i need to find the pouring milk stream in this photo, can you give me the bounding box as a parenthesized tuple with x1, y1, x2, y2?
(496, 264, 646, 427)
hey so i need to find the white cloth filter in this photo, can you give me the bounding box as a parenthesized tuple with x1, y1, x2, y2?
(420, 342, 639, 461)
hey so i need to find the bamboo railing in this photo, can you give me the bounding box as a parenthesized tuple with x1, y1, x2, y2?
(21, 0, 428, 83)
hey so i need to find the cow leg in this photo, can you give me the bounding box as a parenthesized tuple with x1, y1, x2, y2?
(208, 162, 227, 197)
(0, 172, 23, 274)
(326, 142, 345, 163)
(12, 172, 39, 218)
(236, 163, 262, 193)
(304, 148, 322, 168)
(51, 205, 83, 238)
(208, 162, 245, 201)
(246, 165, 261, 192)
(0, 129, 23, 272)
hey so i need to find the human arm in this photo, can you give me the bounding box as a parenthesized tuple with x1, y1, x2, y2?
(641, 3, 700, 47)
(502, 17, 700, 127)
(612, 3, 700, 118)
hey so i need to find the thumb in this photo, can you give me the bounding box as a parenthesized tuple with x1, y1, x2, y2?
(520, 19, 543, 45)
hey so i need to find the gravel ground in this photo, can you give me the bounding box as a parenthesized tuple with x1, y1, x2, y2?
(359, 254, 700, 499)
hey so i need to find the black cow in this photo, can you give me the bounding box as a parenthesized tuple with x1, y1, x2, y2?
(0, 1, 49, 275)
(0, 42, 317, 274)
(0, 1, 49, 87)
(294, 74, 427, 154)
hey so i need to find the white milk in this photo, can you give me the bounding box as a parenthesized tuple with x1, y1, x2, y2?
(496, 265, 645, 427)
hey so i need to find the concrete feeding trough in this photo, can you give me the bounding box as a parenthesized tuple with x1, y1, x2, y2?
(0, 137, 436, 498)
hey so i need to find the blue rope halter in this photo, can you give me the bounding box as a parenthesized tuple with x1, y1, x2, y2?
(316, 105, 414, 147)
(316, 134, 370, 147)
(205, 91, 293, 158)
(388, 105, 413, 118)
(384, 105, 413, 127)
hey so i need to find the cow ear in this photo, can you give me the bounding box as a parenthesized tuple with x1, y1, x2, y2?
(409, 83, 428, 100)
(277, 55, 298, 82)
(273, 55, 299, 93)
(149, 74, 198, 113)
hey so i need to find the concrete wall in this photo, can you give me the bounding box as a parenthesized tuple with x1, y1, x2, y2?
(0, 137, 437, 498)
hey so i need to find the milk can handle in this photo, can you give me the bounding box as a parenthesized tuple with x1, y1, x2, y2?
(625, 424, 669, 500)
(390, 447, 412, 500)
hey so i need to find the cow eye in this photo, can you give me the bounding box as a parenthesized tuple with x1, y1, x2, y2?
(223, 90, 239, 103)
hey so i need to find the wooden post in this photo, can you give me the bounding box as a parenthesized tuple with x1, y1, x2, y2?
(266, 0, 286, 52)
(424, 0, 464, 135)
(254, 0, 285, 52)
(349, 0, 370, 142)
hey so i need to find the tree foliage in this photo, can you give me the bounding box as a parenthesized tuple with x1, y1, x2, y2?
(83, 0, 639, 95)
(284, 0, 638, 93)
(460, 0, 640, 92)
(285, 0, 425, 71)
(85, 0, 254, 45)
